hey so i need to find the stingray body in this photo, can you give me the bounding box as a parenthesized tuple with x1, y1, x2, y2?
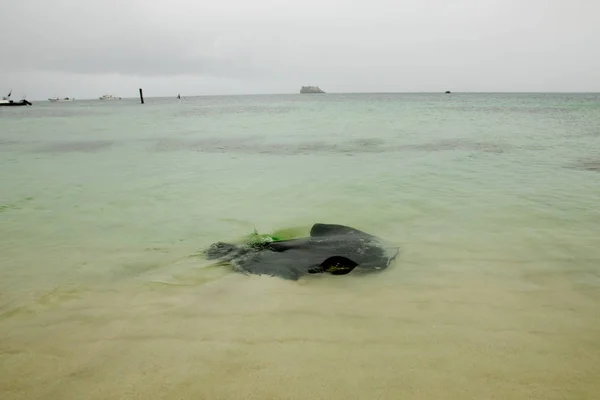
(204, 223, 399, 280)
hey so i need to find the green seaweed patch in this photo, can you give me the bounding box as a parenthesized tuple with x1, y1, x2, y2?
(236, 225, 311, 249)
(242, 225, 310, 248)
(243, 231, 282, 249)
(199, 225, 311, 260)
(270, 225, 309, 240)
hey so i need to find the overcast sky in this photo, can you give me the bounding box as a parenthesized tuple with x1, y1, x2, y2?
(1, 0, 599, 100)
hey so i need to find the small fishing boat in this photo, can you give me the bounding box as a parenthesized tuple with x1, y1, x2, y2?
(0, 90, 32, 107)
(99, 94, 122, 100)
(48, 96, 74, 102)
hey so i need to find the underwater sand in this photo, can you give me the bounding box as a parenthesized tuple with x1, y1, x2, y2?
(1, 93, 599, 399)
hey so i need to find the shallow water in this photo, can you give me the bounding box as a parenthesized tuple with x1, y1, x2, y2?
(1, 93, 600, 399)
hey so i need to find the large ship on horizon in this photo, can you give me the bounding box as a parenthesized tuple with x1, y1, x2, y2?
(300, 86, 325, 94)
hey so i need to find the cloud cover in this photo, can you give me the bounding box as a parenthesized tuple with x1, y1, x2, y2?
(1, 0, 599, 99)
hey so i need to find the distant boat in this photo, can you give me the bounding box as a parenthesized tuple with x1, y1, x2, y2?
(300, 86, 325, 94)
(48, 96, 74, 102)
(445, 91, 452, 94)
(99, 94, 122, 100)
(0, 89, 32, 107)
(177, 93, 181, 99)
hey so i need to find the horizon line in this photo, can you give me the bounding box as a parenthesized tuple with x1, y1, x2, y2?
(26, 91, 600, 101)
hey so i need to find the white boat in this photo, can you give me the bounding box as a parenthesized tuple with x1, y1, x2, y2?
(48, 96, 74, 102)
(99, 94, 122, 100)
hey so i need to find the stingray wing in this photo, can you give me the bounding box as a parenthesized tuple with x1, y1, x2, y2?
(309, 223, 375, 239)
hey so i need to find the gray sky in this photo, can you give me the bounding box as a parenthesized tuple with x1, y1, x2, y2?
(1, 0, 599, 100)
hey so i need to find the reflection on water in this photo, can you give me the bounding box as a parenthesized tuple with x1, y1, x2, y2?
(1, 93, 600, 399)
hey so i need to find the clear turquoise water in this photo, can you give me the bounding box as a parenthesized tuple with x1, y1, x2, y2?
(1, 93, 599, 399)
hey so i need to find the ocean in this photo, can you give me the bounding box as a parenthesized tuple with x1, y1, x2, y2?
(1, 93, 599, 399)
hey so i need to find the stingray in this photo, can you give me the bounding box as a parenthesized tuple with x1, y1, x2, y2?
(203, 223, 400, 280)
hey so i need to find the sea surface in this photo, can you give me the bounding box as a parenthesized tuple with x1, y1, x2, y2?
(1, 93, 599, 399)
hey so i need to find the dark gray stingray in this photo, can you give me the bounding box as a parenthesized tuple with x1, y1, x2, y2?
(204, 223, 400, 280)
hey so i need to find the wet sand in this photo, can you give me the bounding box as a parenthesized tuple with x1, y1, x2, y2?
(2, 245, 599, 400)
